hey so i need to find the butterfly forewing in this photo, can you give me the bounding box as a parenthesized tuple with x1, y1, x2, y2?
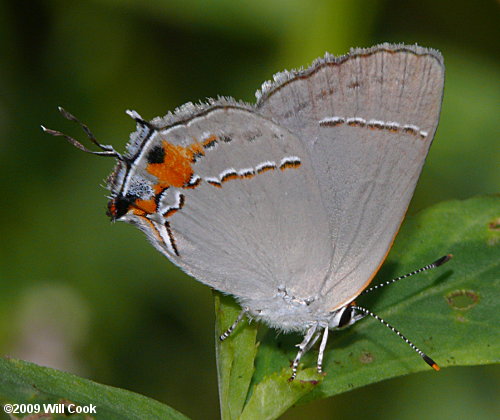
(114, 105, 334, 301)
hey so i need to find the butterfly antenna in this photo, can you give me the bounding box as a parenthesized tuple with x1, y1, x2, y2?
(41, 107, 123, 160)
(361, 254, 452, 296)
(351, 305, 440, 371)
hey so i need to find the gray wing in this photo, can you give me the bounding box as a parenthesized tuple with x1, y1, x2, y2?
(114, 103, 333, 301)
(256, 43, 445, 310)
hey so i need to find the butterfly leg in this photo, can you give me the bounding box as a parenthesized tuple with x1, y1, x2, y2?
(317, 327, 329, 374)
(303, 330, 322, 355)
(219, 309, 247, 341)
(289, 324, 319, 382)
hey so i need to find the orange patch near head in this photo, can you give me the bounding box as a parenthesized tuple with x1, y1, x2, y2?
(132, 198, 158, 216)
(147, 140, 205, 190)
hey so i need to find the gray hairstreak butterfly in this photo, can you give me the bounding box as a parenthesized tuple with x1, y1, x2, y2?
(43, 43, 450, 381)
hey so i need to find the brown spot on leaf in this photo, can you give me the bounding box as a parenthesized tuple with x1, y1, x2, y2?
(445, 290, 479, 311)
(359, 351, 374, 364)
(488, 217, 500, 231)
(487, 217, 500, 245)
(299, 379, 320, 385)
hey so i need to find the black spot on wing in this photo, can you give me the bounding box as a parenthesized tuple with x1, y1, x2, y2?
(147, 145, 165, 164)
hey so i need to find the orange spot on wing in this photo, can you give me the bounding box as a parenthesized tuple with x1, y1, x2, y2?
(147, 140, 205, 190)
(221, 173, 241, 183)
(153, 184, 165, 194)
(256, 166, 276, 174)
(132, 198, 157, 216)
(240, 171, 255, 179)
(202, 134, 218, 148)
(207, 180, 222, 188)
(280, 161, 301, 170)
(403, 127, 417, 135)
(164, 208, 179, 217)
(187, 142, 205, 160)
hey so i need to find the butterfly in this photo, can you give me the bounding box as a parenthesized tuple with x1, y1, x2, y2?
(43, 43, 449, 380)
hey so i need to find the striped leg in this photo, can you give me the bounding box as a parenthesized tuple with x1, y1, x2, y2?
(303, 330, 322, 355)
(317, 327, 329, 374)
(289, 324, 318, 382)
(219, 309, 247, 341)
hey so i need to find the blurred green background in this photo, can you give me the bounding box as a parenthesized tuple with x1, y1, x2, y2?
(1, 0, 499, 419)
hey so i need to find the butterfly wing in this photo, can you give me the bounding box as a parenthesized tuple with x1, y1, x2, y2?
(257, 44, 445, 310)
(109, 103, 333, 301)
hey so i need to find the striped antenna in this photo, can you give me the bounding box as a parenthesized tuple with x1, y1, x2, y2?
(352, 305, 440, 371)
(361, 254, 452, 296)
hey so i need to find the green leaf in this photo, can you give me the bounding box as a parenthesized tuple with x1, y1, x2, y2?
(214, 292, 258, 420)
(215, 195, 500, 415)
(0, 357, 189, 420)
(239, 368, 323, 420)
(302, 195, 500, 403)
(215, 293, 323, 419)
